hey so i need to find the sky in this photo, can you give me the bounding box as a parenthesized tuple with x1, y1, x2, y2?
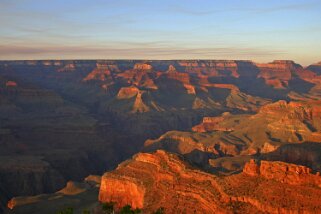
(0, 0, 321, 65)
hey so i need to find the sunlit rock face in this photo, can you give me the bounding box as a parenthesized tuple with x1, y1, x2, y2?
(98, 150, 229, 213)
(255, 60, 302, 89)
(133, 63, 153, 71)
(99, 151, 321, 213)
(243, 159, 321, 187)
(117, 86, 140, 99)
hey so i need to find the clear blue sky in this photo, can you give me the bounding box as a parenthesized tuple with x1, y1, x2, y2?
(1, 0, 320, 65)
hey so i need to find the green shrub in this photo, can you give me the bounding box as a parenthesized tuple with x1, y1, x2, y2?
(56, 207, 73, 214)
(120, 205, 142, 214)
(102, 202, 115, 214)
(153, 207, 165, 214)
(82, 209, 90, 214)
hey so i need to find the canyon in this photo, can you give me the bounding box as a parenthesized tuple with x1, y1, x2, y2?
(1, 59, 321, 213)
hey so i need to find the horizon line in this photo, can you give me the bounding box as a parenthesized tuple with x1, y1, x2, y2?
(1, 58, 319, 67)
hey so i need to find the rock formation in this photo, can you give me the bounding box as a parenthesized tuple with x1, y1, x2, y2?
(133, 63, 153, 71)
(99, 150, 230, 213)
(243, 159, 321, 186)
(83, 63, 119, 82)
(117, 86, 140, 99)
(99, 151, 321, 213)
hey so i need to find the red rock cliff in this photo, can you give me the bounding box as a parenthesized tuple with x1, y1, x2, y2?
(243, 159, 321, 187)
(99, 151, 321, 213)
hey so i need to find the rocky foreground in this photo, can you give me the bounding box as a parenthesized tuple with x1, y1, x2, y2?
(7, 150, 321, 213)
(98, 150, 321, 213)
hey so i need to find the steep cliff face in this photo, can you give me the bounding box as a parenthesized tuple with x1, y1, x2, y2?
(177, 60, 247, 77)
(243, 159, 321, 187)
(99, 151, 321, 213)
(256, 60, 303, 89)
(99, 150, 231, 213)
(99, 177, 145, 210)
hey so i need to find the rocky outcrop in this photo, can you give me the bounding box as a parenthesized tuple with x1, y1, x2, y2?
(132, 91, 150, 113)
(177, 60, 244, 77)
(83, 63, 119, 82)
(192, 114, 233, 132)
(254, 60, 303, 89)
(117, 86, 140, 99)
(243, 159, 321, 187)
(165, 71, 190, 84)
(99, 151, 321, 213)
(99, 150, 229, 213)
(83, 68, 111, 82)
(133, 63, 153, 71)
(242, 159, 260, 176)
(259, 100, 321, 119)
(99, 176, 145, 210)
(167, 65, 177, 73)
(258, 100, 321, 134)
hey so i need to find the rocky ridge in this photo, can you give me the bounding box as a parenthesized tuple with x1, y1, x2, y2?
(99, 151, 321, 213)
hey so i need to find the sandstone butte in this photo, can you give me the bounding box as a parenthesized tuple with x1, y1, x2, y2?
(99, 150, 321, 214)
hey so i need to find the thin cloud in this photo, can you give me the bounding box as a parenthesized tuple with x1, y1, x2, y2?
(0, 44, 285, 59)
(170, 2, 317, 16)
